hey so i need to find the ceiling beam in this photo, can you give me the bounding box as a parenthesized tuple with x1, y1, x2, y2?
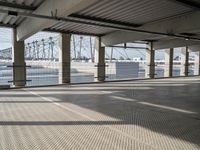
(17, 0, 98, 41)
(0, 1, 36, 11)
(69, 14, 141, 28)
(0, 22, 16, 28)
(154, 38, 200, 50)
(102, 11, 200, 46)
(188, 45, 200, 52)
(0, 8, 198, 42)
(44, 28, 101, 37)
(168, 0, 200, 10)
(101, 31, 166, 46)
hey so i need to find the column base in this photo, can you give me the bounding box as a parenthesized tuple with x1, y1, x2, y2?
(95, 63, 106, 82)
(13, 62, 26, 87)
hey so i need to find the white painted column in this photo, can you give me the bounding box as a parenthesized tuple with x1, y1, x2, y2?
(58, 33, 71, 84)
(94, 37, 105, 82)
(194, 51, 200, 75)
(145, 42, 155, 79)
(12, 28, 26, 87)
(180, 47, 189, 76)
(164, 48, 173, 77)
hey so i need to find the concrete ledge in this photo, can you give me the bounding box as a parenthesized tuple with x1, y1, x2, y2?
(0, 85, 10, 89)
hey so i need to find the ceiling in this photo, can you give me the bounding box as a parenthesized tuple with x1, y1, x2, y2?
(0, 0, 199, 41)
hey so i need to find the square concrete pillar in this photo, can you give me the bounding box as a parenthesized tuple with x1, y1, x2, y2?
(94, 37, 105, 82)
(194, 51, 200, 75)
(164, 48, 173, 77)
(58, 33, 71, 84)
(180, 47, 189, 76)
(145, 42, 155, 79)
(12, 28, 26, 87)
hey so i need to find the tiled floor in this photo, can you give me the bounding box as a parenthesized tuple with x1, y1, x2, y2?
(0, 77, 200, 150)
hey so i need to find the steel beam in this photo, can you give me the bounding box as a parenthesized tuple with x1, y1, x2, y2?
(17, 0, 99, 41)
(0, 1, 36, 11)
(44, 28, 101, 37)
(102, 11, 200, 46)
(0, 9, 199, 42)
(69, 14, 141, 28)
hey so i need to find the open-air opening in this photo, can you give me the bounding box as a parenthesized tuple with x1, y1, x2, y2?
(71, 35, 96, 83)
(0, 0, 200, 149)
(0, 27, 12, 87)
(25, 32, 59, 86)
(105, 42, 147, 81)
(155, 49, 165, 78)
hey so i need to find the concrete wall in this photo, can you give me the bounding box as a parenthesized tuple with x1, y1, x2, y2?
(25, 61, 139, 77)
(106, 62, 139, 79)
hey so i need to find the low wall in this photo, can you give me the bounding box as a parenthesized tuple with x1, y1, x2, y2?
(25, 61, 140, 77)
(106, 62, 139, 79)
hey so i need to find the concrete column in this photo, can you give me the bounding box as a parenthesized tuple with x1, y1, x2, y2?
(12, 28, 26, 87)
(58, 33, 71, 84)
(164, 48, 173, 77)
(94, 37, 105, 82)
(194, 51, 200, 75)
(180, 47, 189, 76)
(145, 42, 155, 79)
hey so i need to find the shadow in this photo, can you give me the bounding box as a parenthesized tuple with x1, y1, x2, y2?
(25, 84, 186, 91)
(0, 120, 130, 126)
(0, 77, 200, 147)
(0, 100, 119, 104)
(46, 79, 200, 146)
(0, 100, 58, 103)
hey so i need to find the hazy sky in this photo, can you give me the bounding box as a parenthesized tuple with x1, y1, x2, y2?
(0, 27, 184, 60)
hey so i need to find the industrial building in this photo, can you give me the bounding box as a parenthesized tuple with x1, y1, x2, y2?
(0, 0, 200, 149)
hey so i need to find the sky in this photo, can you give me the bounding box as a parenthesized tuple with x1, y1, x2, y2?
(0, 27, 188, 60)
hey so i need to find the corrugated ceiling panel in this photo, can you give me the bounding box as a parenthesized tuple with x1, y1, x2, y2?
(0, 0, 196, 36)
(0, 0, 44, 26)
(0, 13, 25, 26)
(50, 22, 116, 35)
(75, 0, 193, 24)
(0, 0, 45, 7)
